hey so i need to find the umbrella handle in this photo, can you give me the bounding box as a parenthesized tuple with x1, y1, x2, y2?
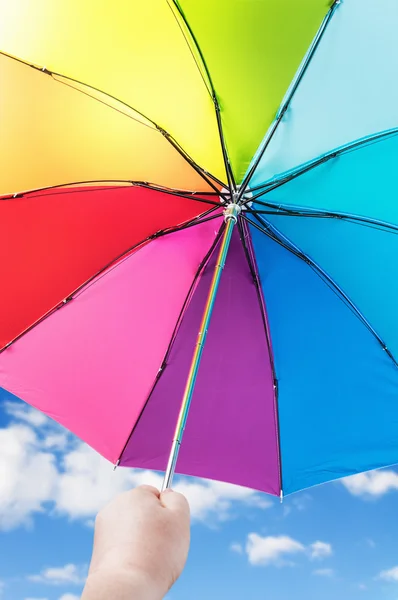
(161, 203, 240, 491)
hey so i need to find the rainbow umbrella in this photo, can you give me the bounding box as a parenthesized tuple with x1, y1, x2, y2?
(1, 0, 398, 498)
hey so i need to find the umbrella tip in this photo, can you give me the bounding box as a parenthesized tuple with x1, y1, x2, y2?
(280, 490, 284, 504)
(113, 460, 120, 472)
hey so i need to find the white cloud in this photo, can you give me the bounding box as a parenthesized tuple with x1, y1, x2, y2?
(4, 401, 49, 428)
(342, 470, 398, 497)
(0, 410, 271, 530)
(4, 401, 72, 451)
(313, 568, 334, 577)
(379, 566, 398, 582)
(28, 563, 87, 586)
(0, 424, 58, 530)
(246, 534, 305, 566)
(283, 494, 313, 518)
(42, 433, 70, 451)
(55, 443, 270, 523)
(242, 535, 333, 568)
(230, 543, 243, 554)
(174, 478, 271, 523)
(54, 444, 145, 520)
(295, 494, 312, 510)
(358, 583, 367, 591)
(310, 541, 333, 560)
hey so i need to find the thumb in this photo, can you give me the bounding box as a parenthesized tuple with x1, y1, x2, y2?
(160, 489, 190, 517)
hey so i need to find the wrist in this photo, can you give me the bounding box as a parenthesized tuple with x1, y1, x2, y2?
(81, 568, 165, 600)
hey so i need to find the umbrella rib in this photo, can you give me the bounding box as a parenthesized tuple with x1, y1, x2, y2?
(0, 51, 227, 198)
(128, 182, 220, 204)
(237, 0, 341, 201)
(51, 74, 156, 130)
(2, 180, 221, 207)
(116, 222, 226, 466)
(250, 206, 398, 236)
(243, 212, 398, 369)
(0, 208, 221, 354)
(237, 219, 277, 398)
(167, 1, 237, 192)
(237, 218, 283, 497)
(166, 0, 213, 98)
(243, 127, 398, 204)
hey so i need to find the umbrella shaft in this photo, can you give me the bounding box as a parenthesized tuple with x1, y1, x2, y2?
(162, 205, 239, 491)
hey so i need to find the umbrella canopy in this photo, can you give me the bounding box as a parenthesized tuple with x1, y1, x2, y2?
(1, 0, 398, 497)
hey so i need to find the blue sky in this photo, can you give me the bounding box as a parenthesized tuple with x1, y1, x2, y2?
(1, 388, 398, 600)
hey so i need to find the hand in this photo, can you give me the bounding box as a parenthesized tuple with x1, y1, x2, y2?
(82, 485, 190, 600)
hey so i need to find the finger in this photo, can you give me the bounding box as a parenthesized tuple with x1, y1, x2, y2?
(160, 489, 190, 516)
(135, 484, 161, 498)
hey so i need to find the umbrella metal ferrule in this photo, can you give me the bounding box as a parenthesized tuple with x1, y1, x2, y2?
(161, 204, 240, 491)
(224, 202, 241, 223)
